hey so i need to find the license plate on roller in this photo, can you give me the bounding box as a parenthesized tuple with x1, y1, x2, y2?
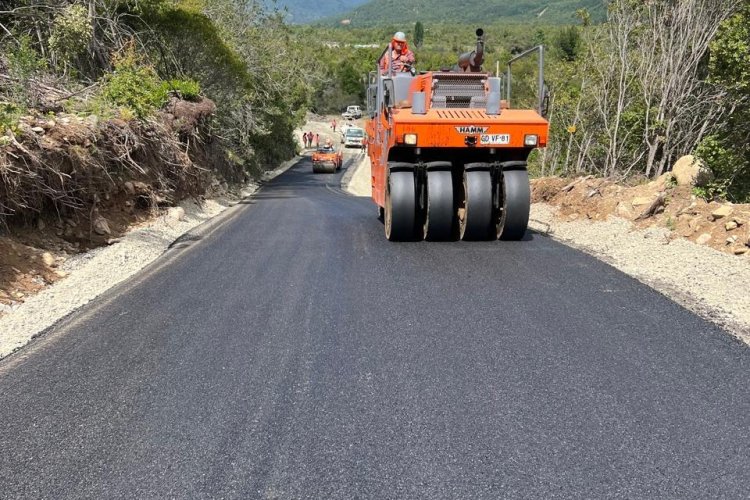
(480, 134, 510, 145)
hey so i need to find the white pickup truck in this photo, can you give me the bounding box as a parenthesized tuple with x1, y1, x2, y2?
(341, 105, 362, 120)
(343, 127, 365, 148)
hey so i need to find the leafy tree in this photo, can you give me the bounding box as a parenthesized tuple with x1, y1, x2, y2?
(532, 28, 546, 46)
(48, 4, 92, 69)
(576, 8, 591, 27)
(414, 21, 424, 48)
(556, 26, 580, 61)
(697, 0, 750, 201)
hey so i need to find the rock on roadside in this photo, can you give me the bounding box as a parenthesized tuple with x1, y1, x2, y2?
(671, 155, 714, 187)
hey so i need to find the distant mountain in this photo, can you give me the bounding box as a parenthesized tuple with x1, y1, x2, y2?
(328, 0, 606, 26)
(265, 0, 369, 23)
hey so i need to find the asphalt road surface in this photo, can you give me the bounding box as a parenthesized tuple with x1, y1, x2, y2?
(1, 154, 748, 499)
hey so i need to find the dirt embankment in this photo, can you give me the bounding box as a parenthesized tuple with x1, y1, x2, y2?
(0, 97, 244, 314)
(532, 175, 750, 257)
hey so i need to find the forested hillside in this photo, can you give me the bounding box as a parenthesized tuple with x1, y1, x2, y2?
(327, 0, 606, 26)
(267, 0, 368, 23)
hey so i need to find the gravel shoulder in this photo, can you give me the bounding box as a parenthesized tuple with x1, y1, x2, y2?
(344, 158, 750, 345)
(342, 151, 372, 197)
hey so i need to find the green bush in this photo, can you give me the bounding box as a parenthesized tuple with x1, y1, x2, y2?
(160, 79, 201, 101)
(695, 135, 750, 202)
(96, 46, 168, 118)
(7, 35, 47, 79)
(703, 3, 750, 203)
(556, 26, 581, 61)
(4, 35, 46, 108)
(0, 101, 25, 136)
(48, 4, 92, 65)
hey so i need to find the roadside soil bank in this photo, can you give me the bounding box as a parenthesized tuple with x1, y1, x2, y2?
(0, 96, 240, 317)
(345, 160, 750, 345)
(532, 175, 750, 257)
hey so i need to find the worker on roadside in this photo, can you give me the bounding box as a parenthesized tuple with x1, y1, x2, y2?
(380, 31, 415, 74)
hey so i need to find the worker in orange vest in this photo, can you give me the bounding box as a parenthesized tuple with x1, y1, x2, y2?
(380, 31, 415, 74)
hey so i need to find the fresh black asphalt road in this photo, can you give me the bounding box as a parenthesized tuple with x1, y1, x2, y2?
(1, 154, 748, 499)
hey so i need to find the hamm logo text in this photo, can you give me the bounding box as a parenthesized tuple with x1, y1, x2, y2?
(456, 126, 489, 134)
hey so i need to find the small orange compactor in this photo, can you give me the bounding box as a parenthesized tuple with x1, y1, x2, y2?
(365, 29, 550, 241)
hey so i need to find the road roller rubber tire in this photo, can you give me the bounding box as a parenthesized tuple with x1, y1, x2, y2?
(385, 170, 417, 241)
(460, 168, 494, 241)
(497, 169, 530, 241)
(423, 170, 455, 241)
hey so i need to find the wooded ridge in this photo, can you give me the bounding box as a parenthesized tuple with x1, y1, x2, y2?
(322, 0, 606, 26)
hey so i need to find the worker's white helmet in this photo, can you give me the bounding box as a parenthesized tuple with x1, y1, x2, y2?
(392, 31, 407, 43)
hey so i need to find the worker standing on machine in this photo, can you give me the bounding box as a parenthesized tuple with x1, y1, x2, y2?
(380, 31, 415, 74)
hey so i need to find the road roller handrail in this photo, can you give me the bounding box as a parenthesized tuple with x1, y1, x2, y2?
(505, 45, 548, 117)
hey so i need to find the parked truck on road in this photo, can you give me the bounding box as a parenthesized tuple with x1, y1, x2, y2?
(342, 105, 362, 120)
